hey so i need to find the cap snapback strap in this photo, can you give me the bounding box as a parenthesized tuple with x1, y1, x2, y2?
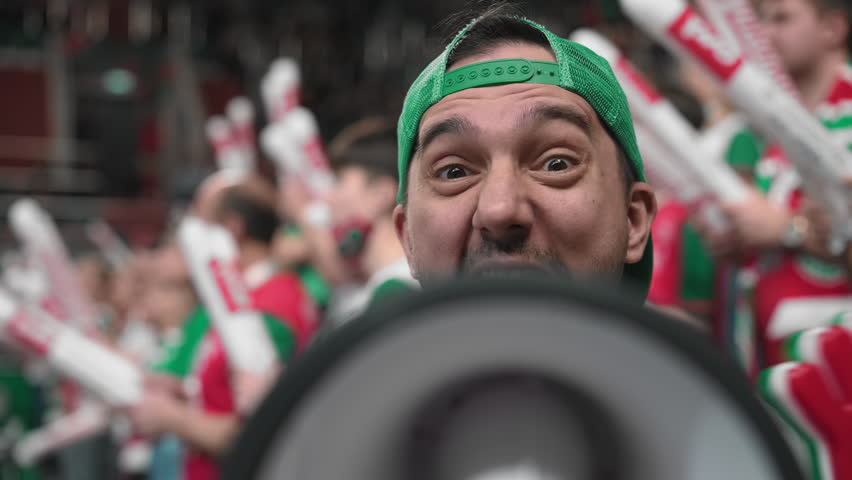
(441, 58, 560, 97)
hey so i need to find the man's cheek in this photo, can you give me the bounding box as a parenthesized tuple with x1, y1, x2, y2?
(412, 206, 465, 269)
(549, 199, 614, 257)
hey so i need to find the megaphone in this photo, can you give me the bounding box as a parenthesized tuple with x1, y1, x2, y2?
(223, 275, 803, 480)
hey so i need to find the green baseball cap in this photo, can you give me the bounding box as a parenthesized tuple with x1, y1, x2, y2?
(396, 15, 653, 300)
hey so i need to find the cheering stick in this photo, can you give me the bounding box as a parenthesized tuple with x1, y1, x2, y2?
(696, 0, 799, 99)
(759, 326, 852, 480)
(2, 262, 48, 306)
(176, 216, 278, 375)
(9, 199, 101, 336)
(261, 109, 336, 229)
(13, 402, 110, 466)
(0, 288, 143, 406)
(278, 107, 335, 199)
(261, 58, 301, 123)
(260, 122, 299, 182)
(634, 120, 705, 202)
(206, 116, 251, 176)
(225, 96, 257, 171)
(572, 29, 749, 205)
(85, 220, 132, 270)
(768, 296, 852, 341)
(620, 0, 852, 255)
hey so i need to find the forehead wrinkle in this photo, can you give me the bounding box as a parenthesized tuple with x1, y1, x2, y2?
(416, 114, 479, 154)
(515, 103, 593, 137)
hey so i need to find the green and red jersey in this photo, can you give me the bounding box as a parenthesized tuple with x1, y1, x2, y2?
(183, 265, 312, 480)
(750, 64, 852, 368)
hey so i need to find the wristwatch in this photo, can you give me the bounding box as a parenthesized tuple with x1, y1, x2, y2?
(781, 215, 809, 250)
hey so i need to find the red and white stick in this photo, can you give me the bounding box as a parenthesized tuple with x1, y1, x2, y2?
(620, 0, 852, 254)
(0, 288, 143, 406)
(85, 220, 132, 270)
(176, 216, 277, 374)
(260, 107, 336, 200)
(206, 116, 251, 176)
(225, 96, 257, 171)
(696, 0, 799, 100)
(9, 199, 101, 335)
(572, 29, 749, 206)
(13, 402, 110, 466)
(261, 58, 301, 123)
(633, 120, 704, 201)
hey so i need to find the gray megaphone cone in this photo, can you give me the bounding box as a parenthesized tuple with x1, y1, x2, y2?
(223, 275, 804, 480)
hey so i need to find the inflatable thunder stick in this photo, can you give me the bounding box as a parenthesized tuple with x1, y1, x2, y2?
(0, 288, 143, 406)
(176, 217, 277, 374)
(620, 0, 852, 254)
(260, 107, 336, 200)
(695, 0, 799, 99)
(86, 220, 133, 270)
(9, 199, 101, 335)
(225, 96, 257, 171)
(759, 325, 852, 480)
(633, 121, 704, 202)
(206, 116, 252, 175)
(261, 58, 301, 123)
(572, 29, 749, 205)
(14, 402, 110, 466)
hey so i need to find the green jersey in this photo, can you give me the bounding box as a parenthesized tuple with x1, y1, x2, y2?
(150, 306, 210, 378)
(0, 358, 43, 480)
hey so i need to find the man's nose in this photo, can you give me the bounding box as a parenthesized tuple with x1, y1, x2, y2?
(471, 163, 534, 246)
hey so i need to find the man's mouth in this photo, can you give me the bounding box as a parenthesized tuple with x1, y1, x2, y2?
(463, 259, 561, 279)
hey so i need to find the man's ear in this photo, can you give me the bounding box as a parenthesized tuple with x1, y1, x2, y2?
(624, 182, 657, 265)
(393, 203, 418, 279)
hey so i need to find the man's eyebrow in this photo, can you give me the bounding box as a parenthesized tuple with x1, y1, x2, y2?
(517, 104, 593, 136)
(415, 115, 478, 154)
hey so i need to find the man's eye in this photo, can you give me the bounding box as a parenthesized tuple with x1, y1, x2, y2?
(544, 157, 573, 172)
(438, 165, 470, 180)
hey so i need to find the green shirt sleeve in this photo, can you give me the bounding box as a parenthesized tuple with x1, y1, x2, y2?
(150, 306, 210, 377)
(295, 263, 331, 309)
(725, 129, 763, 173)
(261, 313, 296, 363)
(366, 279, 417, 312)
(679, 224, 717, 301)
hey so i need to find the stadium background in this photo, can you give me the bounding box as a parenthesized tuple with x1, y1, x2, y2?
(0, 0, 677, 254)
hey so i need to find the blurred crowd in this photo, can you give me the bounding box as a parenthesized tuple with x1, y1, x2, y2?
(0, 0, 849, 479)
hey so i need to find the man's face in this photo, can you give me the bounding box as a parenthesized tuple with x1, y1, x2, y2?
(394, 43, 655, 285)
(331, 166, 376, 222)
(143, 246, 196, 331)
(330, 165, 398, 227)
(759, 0, 831, 76)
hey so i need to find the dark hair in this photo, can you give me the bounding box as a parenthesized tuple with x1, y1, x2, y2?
(444, 5, 552, 70)
(404, 6, 638, 204)
(333, 122, 399, 183)
(217, 189, 281, 245)
(814, 0, 852, 52)
(815, 0, 851, 15)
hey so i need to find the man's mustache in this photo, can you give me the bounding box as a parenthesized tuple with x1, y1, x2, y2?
(458, 240, 570, 278)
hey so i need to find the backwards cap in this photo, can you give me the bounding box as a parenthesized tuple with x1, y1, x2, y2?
(396, 15, 653, 299)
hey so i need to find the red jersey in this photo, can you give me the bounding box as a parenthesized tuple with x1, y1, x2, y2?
(752, 66, 852, 368)
(183, 263, 313, 480)
(183, 334, 232, 480)
(250, 272, 318, 351)
(648, 200, 689, 306)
